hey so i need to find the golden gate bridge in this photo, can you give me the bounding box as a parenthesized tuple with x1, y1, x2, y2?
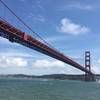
(0, 0, 96, 81)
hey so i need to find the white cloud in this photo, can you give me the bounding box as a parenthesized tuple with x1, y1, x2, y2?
(67, 3, 94, 11)
(45, 35, 67, 43)
(32, 59, 83, 75)
(98, 59, 100, 63)
(32, 60, 65, 68)
(0, 37, 11, 44)
(1, 56, 100, 75)
(35, 15, 46, 23)
(36, 0, 44, 9)
(58, 18, 90, 35)
(0, 55, 84, 75)
(0, 37, 21, 46)
(28, 13, 46, 23)
(59, 3, 97, 11)
(89, 59, 100, 74)
(0, 56, 28, 68)
(92, 67, 99, 74)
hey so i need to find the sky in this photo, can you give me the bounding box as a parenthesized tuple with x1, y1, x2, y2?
(0, 0, 100, 75)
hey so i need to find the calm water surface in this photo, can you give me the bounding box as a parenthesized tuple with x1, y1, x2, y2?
(0, 78, 100, 100)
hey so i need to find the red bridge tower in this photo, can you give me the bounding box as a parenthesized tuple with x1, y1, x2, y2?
(85, 51, 95, 81)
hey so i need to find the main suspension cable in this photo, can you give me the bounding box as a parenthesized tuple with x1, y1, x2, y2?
(0, 0, 56, 49)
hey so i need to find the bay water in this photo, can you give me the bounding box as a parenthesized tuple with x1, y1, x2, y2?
(0, 78, 100, 100)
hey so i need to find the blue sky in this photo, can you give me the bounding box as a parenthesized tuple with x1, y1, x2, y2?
(0, 0, 100, 75)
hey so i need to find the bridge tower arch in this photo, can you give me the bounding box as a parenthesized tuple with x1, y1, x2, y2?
(85, 51, 95, 81)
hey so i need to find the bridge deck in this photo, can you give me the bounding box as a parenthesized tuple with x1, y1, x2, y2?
(0, 19, 93, 75)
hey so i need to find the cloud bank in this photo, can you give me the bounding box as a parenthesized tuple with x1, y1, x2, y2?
(58, 18, 90, 35)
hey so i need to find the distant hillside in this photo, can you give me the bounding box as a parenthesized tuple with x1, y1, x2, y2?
(1, 74, 100, 81)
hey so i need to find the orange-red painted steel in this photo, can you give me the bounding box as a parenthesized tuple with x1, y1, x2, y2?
(0, 19, 94, 75)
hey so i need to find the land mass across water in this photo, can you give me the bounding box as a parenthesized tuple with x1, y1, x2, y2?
(0, 74, 100, 81)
